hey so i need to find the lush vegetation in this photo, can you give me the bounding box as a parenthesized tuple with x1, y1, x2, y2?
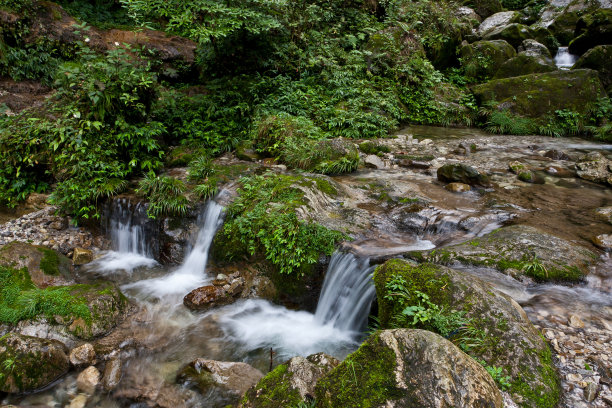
(215, 173, 345, 276)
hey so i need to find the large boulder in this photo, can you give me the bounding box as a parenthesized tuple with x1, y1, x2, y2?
(314, 329, 503, 408)
(460, 40, 517, 80)
(477, 11, 521, 37)
(464, 0, 503, 19)
(493, 53, 557, 78)
(569, 9, 612, 55)
(0, 242, 74, 288)
(517, 39, 554, 59)
(407, 224, 597, 281)
(575, 151, 612, 185)
(373, 260, 561, 408)
(472, 69, 607, 119)
(483, 23, 537, 48)
(437, 163, 491, 186)
(177, 359, 263, 405)
(0, 333, 69, 393)
(573, 44, 612, 88)
(240, 353, 339, 408)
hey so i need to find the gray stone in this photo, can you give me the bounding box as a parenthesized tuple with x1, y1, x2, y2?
(478, 11, 520, 36)
(76, 366, 100, 394)
(178, 359, 264, 398)
(69, 343, 96, 366)
(102, 357, 122, 391)
(364, 154, 385, 169)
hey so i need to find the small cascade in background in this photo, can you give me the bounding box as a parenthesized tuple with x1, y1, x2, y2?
(314, 252, 376, 332)
(123, 200, 224, 298)
(92, 198, 159, 273)
(554, 47, 577, 69)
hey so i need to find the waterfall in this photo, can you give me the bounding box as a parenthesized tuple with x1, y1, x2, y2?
(106, 198, 153, 256)
(554, 47, 576, 69)
(123, 200, 224, 297)
(314, 252, 376, 332)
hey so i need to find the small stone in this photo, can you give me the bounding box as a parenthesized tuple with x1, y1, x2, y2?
(69, 343, 96, 366)
(76, 366, 100, 394)
(592, 234, 612, 250)
(420, 139, 433, 145)
(102, 357, 122, 391)
(567, 373, 583, 382)
(364, 154, 385, 169)
(569, 315, 585, 329)
(445, 182, 471, 193)
(584, 382, 598, 402)
(72, 248, 93, 265)
(68, 394, 88, 408)
(216, 273, 228, 281)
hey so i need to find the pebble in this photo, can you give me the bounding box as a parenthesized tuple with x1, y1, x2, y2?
(585, 382, 599, 402)
(570, 315, 585, 328)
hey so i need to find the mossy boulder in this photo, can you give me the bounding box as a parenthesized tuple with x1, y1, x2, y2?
(493, 53, 556, 78)
(314, 329, 503, 408)
(463, 0, 503, 18)
(472, 69, 606, 119)
(573, 44, 612, 89)
(460, 40, 517, 81)
(0, 242, 73, 288)
(0, 333, 69, 393)
(477, 11, 521, 37)
(575, 151, 612, 186)
(437, 163, 491, 186)
(407, 224, 596, 281)
(568, 9, 612, 55)
(373, 260, 561, 408)
(240, 353, 339, 408)
(483, 23, 537, 48)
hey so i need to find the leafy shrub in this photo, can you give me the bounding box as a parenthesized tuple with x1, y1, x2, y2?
(137, 172, 190, 218)
(217, 173, 345, 275)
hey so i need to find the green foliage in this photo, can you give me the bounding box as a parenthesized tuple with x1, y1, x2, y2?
(538, 109, 582, 137)
(521, 254, 549, 280)
(0, 265, 91, 325)
(480, 103, 536, 135)
(359, 141, 391, 155)
(501, 0, 531, 10)
(218, 173, 345, 275)
(59, 0, 136, 29)
(483, 363, 512, 391)
(137, 172, 189, 218)
(0, 0, 32, 12)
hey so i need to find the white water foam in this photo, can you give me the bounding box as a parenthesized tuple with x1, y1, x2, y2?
(554, 47, 577, 69)
(123, 201, 224, 298)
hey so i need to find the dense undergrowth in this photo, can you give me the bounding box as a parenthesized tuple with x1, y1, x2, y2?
(0, 0, 610, 223)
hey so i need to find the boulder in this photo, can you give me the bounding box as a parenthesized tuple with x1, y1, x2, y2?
(460, 40, 517, 80)
(408, 224, 596, 281)
(544, 149, 571, 160)
(569, 9, 612, 55)
(0, 241, 74, 288)
(76, 365, 100, 394)
(493, 53, 556, 78)
(518, 39, 553, 59)
(0, 333, 69, 393)
(483, 23, 537, 48)
(315, 329, 503, 408)
(472, 69, 607, 119)
(575, 152, 612, 185)
(373, 260, 561, 408)
(69, 343, 96, 366)
(477, 11, 521, 37)
(437, 163, 491, 186)
(178, 359, 263, 403)
(465, 0, 504, 19)
(573, 44, 612, 88)
(183, 278, 244, 311)
(364, 154, 385, 169)
(240, 353, 339, 408)
(102, 357, 122, 391)
(72, 248, 93, 265)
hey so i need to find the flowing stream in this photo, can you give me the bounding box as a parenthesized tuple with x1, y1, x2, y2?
(554, 46, 577, 69)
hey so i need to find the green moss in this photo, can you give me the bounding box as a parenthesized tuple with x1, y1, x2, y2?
(37, 247, 60, 276)
(241, 364, 303, 408)
(509, 345, 560, 408)
(315, 332, 402, 408)
(313, 178, 338, 197)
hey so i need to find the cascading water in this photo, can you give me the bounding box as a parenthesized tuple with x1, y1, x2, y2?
(123, 201, 224, 298)
(314, 252, 376, 332)
(554, 47, 577, 69)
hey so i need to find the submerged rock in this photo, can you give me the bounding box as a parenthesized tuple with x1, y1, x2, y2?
(373, 260, 561, 408)
(183, 277, 244, 311)
(437, 163, 491, 186)
(72, 247, 93, 265)
(0, 333, 69, 393)
(0, 241, 74, 288)
(240, 353, 339, 408)
(76, 365, 100, 394)
(445, 182, 471, 192)
(315, 329, 503, 408)
(178, 359, 263, 402)
(408, 224, 596, 281)
(102, 357, 122, 391)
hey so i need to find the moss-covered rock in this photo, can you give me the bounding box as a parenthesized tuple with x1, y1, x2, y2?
(406, 224, 596, 281)
(0, 241, 73, 288)
(493, 53, 556, 78)
(477, 11, 521, 37)
(463, 0, 503, 18)
(472, 69, 606, 119)
(460, 40, 517, 81)
(575, 151, 612, 186)
(573, 44, 612, 89)
(373, 260, 561, 408)
(240, 353, 339, 408)
(437, 163, 491, 186)
(569, 9, 612, 55)
(483, 23, 537, 48)
(0, 333, 69, 393)
(315, 329, 503, 408)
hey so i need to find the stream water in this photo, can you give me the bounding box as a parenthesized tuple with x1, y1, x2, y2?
(3, 127, 612, 407)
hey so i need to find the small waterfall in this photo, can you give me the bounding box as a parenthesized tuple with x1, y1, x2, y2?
(106, 198, 153, 256)
(314, 252, 376, 332)
(554, 47, 577, 69)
